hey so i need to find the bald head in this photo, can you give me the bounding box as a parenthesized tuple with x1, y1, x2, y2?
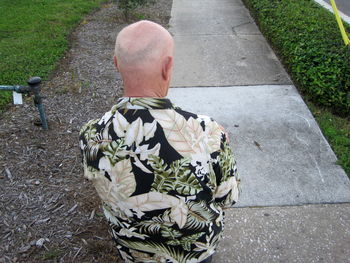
(115, 20, 173, 68)
(114, 21, 174, 97)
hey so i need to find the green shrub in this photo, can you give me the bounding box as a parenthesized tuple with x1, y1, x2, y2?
(117, 0, 149, 20)
(243, 0, 350, 115)
(307, 101, 350, 177)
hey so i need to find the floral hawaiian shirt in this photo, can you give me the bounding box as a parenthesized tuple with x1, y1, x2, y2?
(79, 97, 240, 263)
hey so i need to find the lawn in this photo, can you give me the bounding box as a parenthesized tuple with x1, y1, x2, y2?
(0, 0, 105, 110)
(307, 100, 350, 176)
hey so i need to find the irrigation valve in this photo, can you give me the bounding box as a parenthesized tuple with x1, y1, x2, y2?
(0, 77, 48, 130)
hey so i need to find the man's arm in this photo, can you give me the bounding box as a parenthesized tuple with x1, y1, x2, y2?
(212, 132, 240, 209)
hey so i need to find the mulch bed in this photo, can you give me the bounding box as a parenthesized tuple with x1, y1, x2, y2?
(0, 1, 172, 262)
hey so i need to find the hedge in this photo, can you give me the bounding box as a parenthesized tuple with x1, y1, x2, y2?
(243, 0, 350, 115)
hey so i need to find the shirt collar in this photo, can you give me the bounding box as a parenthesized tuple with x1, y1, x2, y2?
(115, 97, 175, 110)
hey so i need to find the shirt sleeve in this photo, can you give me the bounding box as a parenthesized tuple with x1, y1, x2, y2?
(212, 132, 240, 208)
(78, 119, 100, 180)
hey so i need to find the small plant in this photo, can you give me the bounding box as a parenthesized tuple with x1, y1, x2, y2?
(135, 12, 146, 20)
(42, 249, 61, 260)
(117, 0, 148, 21)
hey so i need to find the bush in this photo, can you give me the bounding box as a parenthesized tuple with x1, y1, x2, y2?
(243, 0, 350, 115)
(117, 0, 149, 20)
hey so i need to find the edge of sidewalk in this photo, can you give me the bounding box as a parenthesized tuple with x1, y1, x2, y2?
(314, 0, 350, 24)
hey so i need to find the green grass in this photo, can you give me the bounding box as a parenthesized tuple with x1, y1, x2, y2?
(42, 249, 61, 260)
(0, 0, 105, 110)
(307, 101, 350, 177)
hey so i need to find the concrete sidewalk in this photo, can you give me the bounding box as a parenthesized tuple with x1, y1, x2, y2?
(169, 0, 291, 86)
(324, 0, 350, 17)
(216, 204, 350, 262)
(168, 0, 350, 261)
(169, 86, 350, 207)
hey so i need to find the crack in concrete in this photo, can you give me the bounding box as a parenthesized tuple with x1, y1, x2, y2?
(231, 20, 253, 35)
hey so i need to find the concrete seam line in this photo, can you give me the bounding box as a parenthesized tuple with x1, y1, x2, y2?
(313, 0, 350, 24)
(170, 85, 294, 89)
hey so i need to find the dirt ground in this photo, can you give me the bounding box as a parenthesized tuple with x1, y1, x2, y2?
(0, 1, 172, 262)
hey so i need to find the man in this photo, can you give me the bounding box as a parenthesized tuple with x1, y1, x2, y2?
(80, 20, 240, 263)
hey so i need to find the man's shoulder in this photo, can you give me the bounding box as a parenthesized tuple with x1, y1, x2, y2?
(173, 108, 223, 140)
(80, 106, 118, 135)
(174, 108, 220, 126)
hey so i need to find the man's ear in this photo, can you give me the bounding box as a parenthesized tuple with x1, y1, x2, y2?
(113, 56, 119, 71)
(162, 56, 173, 81)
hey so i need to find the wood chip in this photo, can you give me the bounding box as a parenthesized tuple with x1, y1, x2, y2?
(33, 180, 40, 185)
(35, 218, 51, 225)
(4, 231, 12, 239)
(3, 220, 10, 227)
(89, 209, 95, 220)
(67, 204, 78, 214)
(72, 247, 82, 260)
(51, 204, 65, 213)
(18, 245, 31, 254)
(4, 167, 13, 182)
(36, 238, 49, 247)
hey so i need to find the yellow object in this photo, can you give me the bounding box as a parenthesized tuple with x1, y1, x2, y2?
(330, 0, 350, 46)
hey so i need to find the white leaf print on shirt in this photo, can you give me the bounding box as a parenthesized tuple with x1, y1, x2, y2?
(198, 115, 222, 153)
(96, 158, 136, 203)
(117, 143, 160, 174)
(187, 117, 206, 153)
(117, 227, 149, 240)
(170, 200, 188, 229)
(113, 113, 129, 137)
(98, 110, 113, 125)
(125, 117, 143, 146)
(113, 115, 157, 146)
(98, 156, 110, 171)
(126, 192, 189, 229)
(143, 120, 157, 141)
(137, 143, 160, 161)
(133, 143, 161, 173)
(214, 176, 238, 202)
(190, 153, 210, 178)
(133, 155, 152, 174)
(150, 110, 202, 157)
